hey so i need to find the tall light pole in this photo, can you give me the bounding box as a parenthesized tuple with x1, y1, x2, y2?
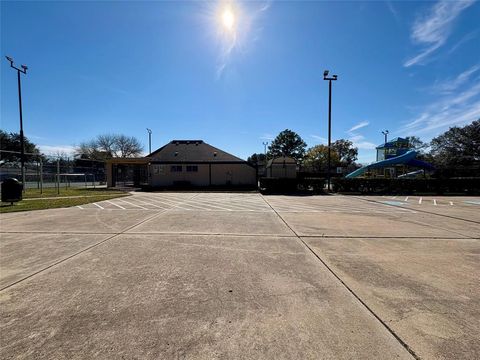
(323, 70, 338, 192)
(262, 141, 268, 160)
(382, 130, 389, 144)
(262, 141, 268, 175)
(5, 56, 28, 188)
(146, 128, 152, 154)
(382, 130, 389, 159)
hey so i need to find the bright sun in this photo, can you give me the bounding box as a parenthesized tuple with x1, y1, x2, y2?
(222, 7, 235, 31)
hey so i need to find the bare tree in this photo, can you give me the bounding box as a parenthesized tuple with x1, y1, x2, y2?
(96, 134, 116, 155)
(75, 134, 143, 160)
(115, 135, 143, 157)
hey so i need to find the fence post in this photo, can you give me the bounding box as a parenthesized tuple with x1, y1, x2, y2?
(37, 159, 40, 189)
(56, 159, 60, 195)
(40, 158, 43, 194)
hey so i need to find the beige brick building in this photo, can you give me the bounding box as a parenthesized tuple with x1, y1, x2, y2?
(107, 140, 256, 188)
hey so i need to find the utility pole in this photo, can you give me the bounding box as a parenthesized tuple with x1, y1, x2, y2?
(323, 70, 338, 192)
(5, 56, 28, 189)
(146, 128, 152, 154)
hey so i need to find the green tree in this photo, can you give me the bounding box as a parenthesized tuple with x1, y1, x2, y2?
(267, 129, 307, 162)
(406, 136, 428, 153)
(0, 130, 42, 163)
(331, 139, 358, 166)
(430, 120, 480, 167)
(303, 144, 340, 172)
(247, 153, 266, 166)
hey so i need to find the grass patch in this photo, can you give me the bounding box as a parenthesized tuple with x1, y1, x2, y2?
(1, 190, 128, 213)
(22, 187, 126, 199)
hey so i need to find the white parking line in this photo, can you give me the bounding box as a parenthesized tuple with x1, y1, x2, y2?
(419, 197, 422, 204)
(116, 198, 148, 209)
(450, 201, 454, 206)
(128, 197, 167, 209)
(433, 199, 437, 206)
(93, 203, 104, 209)
(140, 197, 191, 210)
(404, 197, 409, 202)
(106, 200, 126, 209)
(186, 199, 233, 211)
(77, 205, 84, 209)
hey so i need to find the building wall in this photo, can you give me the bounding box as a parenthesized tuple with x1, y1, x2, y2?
(150, 164, 209, 187)
(149, 163, 256, 187)
(267, 164, 297, 178)
(210, 164, 256, 186)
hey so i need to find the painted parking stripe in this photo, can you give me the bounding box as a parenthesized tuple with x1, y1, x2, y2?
(93, 203, 104, 209)
(183, 199, 233, 211)
(194, 196, 270, 211)
(419, 197, 422, 204)
(433, 199, 437, 206)
(128, 196, 169, 209)
(450, 201, 454, 206)
(195, 199, 268, 212)
(141, 197, 191, 210)
(404, 197, 409, 202)
(105, 200, 126, 209)
(132, 197, 170, 209)
(115, 198, 148, 209)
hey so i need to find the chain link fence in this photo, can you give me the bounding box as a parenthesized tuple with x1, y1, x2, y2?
(0, 150, 106, 193)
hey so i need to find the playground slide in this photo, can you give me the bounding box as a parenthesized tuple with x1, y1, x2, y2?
(345, 150, 417, 178)
(398, 170, 424, 178)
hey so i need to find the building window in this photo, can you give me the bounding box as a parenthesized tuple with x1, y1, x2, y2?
(170, 165, 182, 172)
(186, 165, 198, 172)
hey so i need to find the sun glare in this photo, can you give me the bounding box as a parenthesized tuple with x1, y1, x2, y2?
(222, 7, 235, 31)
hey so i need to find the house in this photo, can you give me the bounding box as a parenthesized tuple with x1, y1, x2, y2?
(265, 156, 297, 178)
(106, 140, 256, 188)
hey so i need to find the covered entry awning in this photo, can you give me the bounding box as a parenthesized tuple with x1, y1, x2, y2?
(106, 157, 151, 187)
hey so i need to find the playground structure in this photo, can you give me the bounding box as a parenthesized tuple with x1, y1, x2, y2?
(346, 137, 434, 179)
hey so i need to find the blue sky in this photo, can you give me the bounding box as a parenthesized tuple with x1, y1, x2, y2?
(1, 1, 479, 163)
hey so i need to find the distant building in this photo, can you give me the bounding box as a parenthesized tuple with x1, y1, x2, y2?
(106, 140, 256, 188)
(376, 137, 410, 161)
(266, 156, 297, 178)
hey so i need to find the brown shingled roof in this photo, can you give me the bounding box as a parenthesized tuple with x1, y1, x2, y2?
(147, 140, 246, 163)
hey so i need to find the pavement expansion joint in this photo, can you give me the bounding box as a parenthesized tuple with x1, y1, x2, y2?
(0, 196, 202, 292)
(298, 235, 475, 240)
(260, 194, 421, 360)
(124, 231, 294, 237)
(0, 194, 204, 292)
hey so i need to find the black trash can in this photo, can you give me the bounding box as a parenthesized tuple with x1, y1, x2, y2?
(1, 178, 23, 204)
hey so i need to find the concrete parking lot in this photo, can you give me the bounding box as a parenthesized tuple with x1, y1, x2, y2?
(1, 192, 479, 359)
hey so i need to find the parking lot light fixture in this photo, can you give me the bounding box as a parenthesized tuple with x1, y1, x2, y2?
(5, 56, 28, 190)
(323, 70, 338, 192)
(146, 128, 152, 154)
